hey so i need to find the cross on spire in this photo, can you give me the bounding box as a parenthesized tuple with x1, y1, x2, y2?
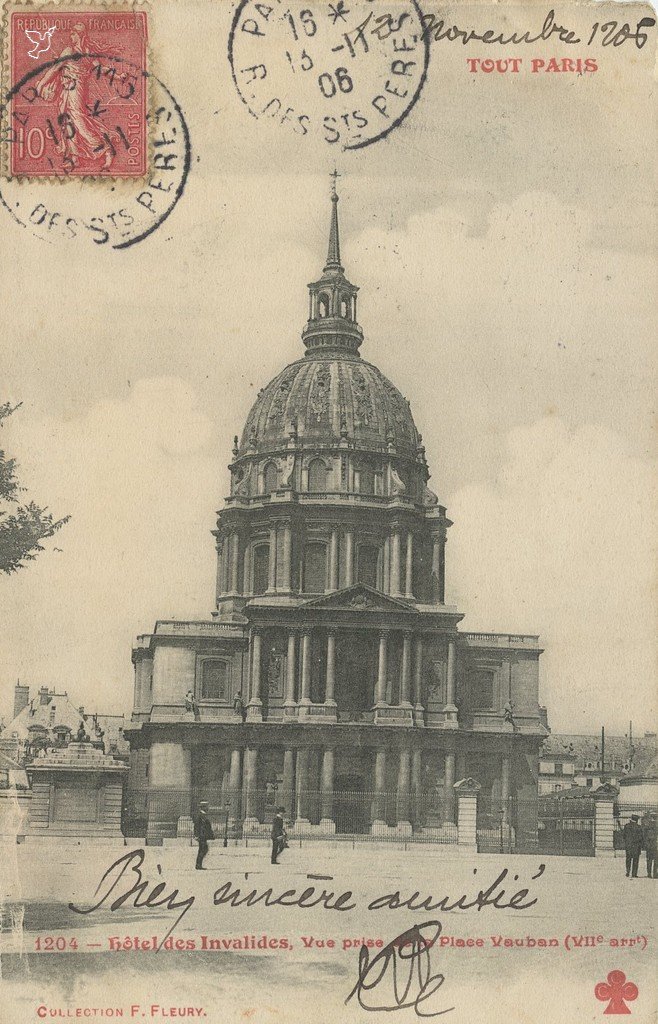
(325, 169, 342, 271)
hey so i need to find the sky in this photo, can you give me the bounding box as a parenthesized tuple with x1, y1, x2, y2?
(0, 0, 655, 735)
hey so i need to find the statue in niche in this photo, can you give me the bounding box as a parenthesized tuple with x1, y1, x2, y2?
(233, 463, 252, 496)
(281, 453, 295, 488)
(389, 465, 406, 496)
(423, 485, 439, 507)
(427, 660, 445, 704)
(268, 653, 285, 698)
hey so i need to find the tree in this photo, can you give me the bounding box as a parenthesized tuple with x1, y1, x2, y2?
(0, 402, 70, 574)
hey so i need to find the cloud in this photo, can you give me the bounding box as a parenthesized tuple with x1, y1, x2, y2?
(447, 416, 657, 733)
(0, 379, 218, 718)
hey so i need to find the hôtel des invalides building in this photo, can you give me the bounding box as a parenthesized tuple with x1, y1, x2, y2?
(125, 182, 549, 842)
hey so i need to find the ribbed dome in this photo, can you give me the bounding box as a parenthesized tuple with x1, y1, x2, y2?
(239, 354, 421, 459)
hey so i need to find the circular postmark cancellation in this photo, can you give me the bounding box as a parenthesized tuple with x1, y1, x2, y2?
(228, 0, 430, 150)
(0, 52, 190, 248)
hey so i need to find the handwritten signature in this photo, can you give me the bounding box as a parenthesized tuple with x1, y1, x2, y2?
(346, 921, 453, 1017)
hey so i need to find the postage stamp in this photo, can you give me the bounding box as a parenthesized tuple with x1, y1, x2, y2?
(229, 0, 430, 150)
(0, 1, 190, 248)
(3, 4, 148, 177)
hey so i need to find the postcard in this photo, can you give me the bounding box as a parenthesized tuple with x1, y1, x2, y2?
(0, 1, 656, 1022)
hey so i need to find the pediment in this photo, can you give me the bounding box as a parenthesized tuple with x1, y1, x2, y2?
(300, 584, 418, 614)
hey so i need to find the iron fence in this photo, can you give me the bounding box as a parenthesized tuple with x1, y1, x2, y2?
(123, 785, 458, 844)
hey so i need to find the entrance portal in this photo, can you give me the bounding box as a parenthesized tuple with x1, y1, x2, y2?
(333, 772, 370, 834)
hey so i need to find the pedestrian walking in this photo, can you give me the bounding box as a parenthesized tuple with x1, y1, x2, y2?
(642, 812, 657, 878)
(194, 801, 215, 870)
(623, 814, 643, 878)
(233, 689, 247, 723)
(271, 806, 287, 864)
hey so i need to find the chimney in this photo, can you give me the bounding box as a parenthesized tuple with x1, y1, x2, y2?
(13, 682, 29, 720)
(38, 686, 50, 705)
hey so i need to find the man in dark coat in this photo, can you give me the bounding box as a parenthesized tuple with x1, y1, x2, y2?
(271, 806, 286, 864)
(194, 802, 215, 870)
(623, 814, 643, 878)
(642, 813, 657, 878)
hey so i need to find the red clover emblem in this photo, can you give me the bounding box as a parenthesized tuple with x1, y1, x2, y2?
(595, 970, 639, 1014)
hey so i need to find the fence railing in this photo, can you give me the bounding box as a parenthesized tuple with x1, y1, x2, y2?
(123, 786, 459, 843)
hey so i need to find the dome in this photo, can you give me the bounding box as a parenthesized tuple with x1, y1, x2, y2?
(239, 354, 421, 460)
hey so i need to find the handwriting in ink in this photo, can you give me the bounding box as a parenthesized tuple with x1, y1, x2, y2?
(346, 920, 453, 1017)
(68, 848, 195, 949)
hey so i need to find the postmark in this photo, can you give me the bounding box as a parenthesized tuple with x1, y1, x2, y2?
(5, 7, 148, 177)
(0, 2, 190, 247)
(228, 0, 430, 150)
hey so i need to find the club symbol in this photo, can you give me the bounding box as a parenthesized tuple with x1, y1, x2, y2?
(25, 26, 55, 59)
(595, 970, 639, 1015)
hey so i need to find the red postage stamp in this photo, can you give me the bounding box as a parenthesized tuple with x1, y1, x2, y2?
(6, 6, 148, 176)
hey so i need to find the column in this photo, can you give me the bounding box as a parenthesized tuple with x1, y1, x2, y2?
(285, 631, 296, 707)
(230, 532, 240, 594)
(267, 526, 277, 592)
(414, 635, 423, 709)
(216, 540, 225, 600)
(147, 741, 191, 836)
(373, 749, 387, 827)
(296, 748, 310, 824)
(376, 631, 388, 705)
(438, 536, 446, 604)
(444, 752, 456, 823)
(329, 529, 339, 591)
(344, 529, 354, 587)
(432, 534, 442, 604)
(249, 631, 262, 708)
(446, 640, 457, 707)
(383, 535, 390, 594)
(281, 523, 292, 591)
(397, 748, 412, 829)
(228, 748, 242, 822)
(242, 543, 252, 594)
(400, 632, 412, 706)
(300, 631, 311, 704)
(243, 747, 258, 825)
(501, 754, 511, 826)
(325, 631, 336, 704)
(391, 529, 402, 596)
(412, 748, 422, 826)
(320, 748, 334, 825)
(282, 749, 295, 818)
(405, 532, 414, 598)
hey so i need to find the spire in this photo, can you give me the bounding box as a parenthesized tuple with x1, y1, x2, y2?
(303, 174, 363, 358)
(324, 169, 342, 272)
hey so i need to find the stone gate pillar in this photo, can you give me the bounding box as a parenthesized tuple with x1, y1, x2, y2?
(593, 782, 619, 858)
(454, 778, 481, 851)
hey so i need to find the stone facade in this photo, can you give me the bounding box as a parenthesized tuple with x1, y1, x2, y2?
(125, 183, 549, 840)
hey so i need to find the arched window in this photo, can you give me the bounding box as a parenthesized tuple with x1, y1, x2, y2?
(308, 458, 327, 492)
(340, 295, 350, 319)
(358, 465, 375, 494)
(201, 660, 228, 700)
(357, 544, 379, 589)
(253, 545, 269, 595)
(303, 542, 327, 593)
(263, 461, 278, 493)
(318, 293, 329, 318)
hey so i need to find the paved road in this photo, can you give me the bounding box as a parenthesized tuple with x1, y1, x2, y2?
(1, 840, 656, 1024)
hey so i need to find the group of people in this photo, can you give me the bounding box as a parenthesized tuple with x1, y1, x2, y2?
(192, 803, 288, 869)
(622, 813, 657, 878)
